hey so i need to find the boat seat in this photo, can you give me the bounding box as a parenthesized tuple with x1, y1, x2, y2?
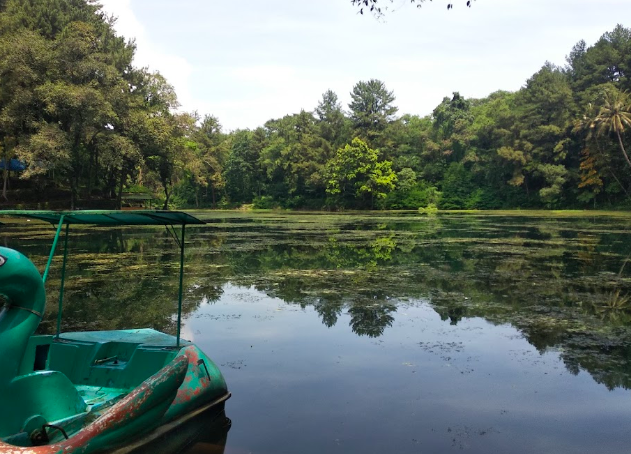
(48, 334, 180, 389)
(0, 371, 87, 438)
(49, 328, 189, 385)
(119, 347, 177, 388)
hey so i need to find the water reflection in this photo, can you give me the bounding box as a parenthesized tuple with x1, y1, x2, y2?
(187, 284, 631, 454)
(1, 212, 631, 396)
(132, 410, 231, 454)
(180, 412, 231, 454)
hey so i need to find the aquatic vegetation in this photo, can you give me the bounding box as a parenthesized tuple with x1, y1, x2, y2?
(3, 211, 631, 391)
(592, 290, 631, 322)
(418, 203, 438, 215)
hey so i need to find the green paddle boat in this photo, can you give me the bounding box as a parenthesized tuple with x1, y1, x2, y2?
(0, 210, 230, 454)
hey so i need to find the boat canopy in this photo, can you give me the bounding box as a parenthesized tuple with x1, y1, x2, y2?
(0, 210, 205, 226)
(0, 210, 204, 347)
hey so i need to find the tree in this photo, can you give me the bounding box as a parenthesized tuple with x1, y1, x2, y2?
(10, 20, 133, 208)
(589, 87, 631, 170)
(577, 148, 604, 205)
(0, 0, 148, 208)
(223, 130, 263, 204)
(348, 79, 398, 141)
(260, 110, 332, 204)
(432, 92, 472, 139)
(573, 86, 631, 203)
(315, 90, 348, 148)
(440, 162, 477, 209)
(430, 92, 474, 166)
(192, 115, 228, 207)
(326, 137, 397, 208)
(567, 25, 631, 93)
(0, 29, 52, 200)
(512, 63, 575, 205)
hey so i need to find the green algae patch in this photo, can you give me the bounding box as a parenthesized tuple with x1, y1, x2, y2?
(4, 210, 631, 391)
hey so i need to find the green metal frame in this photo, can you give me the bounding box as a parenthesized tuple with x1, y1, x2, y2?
(42, 216, 65, 284)
(177, 225, 185, 347)
(56, 223, 70, 339)
(0, 210, 204, 347)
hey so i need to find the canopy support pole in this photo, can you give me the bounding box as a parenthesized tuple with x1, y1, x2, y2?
(176, 224, 186, 347)
(56, 223, 70, 339)
(43, 215, 65, 283)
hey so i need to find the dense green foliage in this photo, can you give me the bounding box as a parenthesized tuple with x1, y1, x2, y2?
(1, 0, 630, 210)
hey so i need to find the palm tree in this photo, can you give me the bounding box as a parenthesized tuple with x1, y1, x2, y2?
(590, 88, 631, 169)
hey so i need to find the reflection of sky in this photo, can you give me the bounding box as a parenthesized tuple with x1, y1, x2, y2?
(179, 322, 196, 344)
(184, 284, 631, 454)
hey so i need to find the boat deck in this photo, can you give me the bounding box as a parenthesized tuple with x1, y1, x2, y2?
(57, 329, 192, 347)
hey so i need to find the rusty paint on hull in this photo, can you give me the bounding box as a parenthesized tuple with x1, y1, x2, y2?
(0, 227, 229, 454)
(0, 346, 229, 454)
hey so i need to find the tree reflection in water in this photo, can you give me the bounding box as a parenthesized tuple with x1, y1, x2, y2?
(2, 211, 631, 390)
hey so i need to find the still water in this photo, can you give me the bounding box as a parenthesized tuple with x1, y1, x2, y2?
(2, 211, 631, 453)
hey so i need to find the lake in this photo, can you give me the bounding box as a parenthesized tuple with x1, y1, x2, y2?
(2, 211, 631, 454)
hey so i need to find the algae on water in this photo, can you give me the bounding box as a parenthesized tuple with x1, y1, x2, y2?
(3, 211, 631, 390)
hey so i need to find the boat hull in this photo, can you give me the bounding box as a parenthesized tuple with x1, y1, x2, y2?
(110, 395, 231, 454)
(0, 330, 230, 454)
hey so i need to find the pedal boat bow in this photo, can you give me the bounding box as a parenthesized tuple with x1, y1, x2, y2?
(0, 211, 230, 454)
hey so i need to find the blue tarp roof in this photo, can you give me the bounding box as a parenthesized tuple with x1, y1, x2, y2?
(0, 159, 26, 171)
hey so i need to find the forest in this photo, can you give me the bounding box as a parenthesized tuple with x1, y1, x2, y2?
(1, 0, 631, 211)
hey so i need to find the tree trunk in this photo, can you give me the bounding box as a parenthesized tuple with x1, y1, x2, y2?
(211, 184, 216, 208)
(117, 167, 124, 210)
(160, 170, 171, 210)
(608, 169, 631, 201)
(162, 186, 170, 209)
(86, 149, 93, 200)
(2, 163, 8, 201)
(94, 148, 99, 197)
(616, 131, 631, 169)
(70, 177, 77, 210)
(2, 145, 9, 201)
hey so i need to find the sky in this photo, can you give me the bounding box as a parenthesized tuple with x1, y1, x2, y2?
(98, 0, 631, 131)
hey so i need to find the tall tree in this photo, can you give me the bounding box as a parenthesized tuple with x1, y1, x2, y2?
(13, 21, 132, 208)
(589, 87, 631, 169)
(0, 0, 139, 208)
(192, 115, 228, 207)
(315, 90, 348, 148)
(514, 63, 575, 205)
(326, 137, 397, 208)
(568, 25, 631, 93)
(0, 29, 52, 200)
(260, 110, 332, 204)
(223, 130, 263, 204)
(349, 79, 398, 141)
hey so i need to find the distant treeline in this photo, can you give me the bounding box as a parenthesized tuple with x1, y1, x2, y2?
(1, 0, 630, 210)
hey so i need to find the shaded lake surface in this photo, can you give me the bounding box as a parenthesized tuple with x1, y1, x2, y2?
(2, 211, 631, 453)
